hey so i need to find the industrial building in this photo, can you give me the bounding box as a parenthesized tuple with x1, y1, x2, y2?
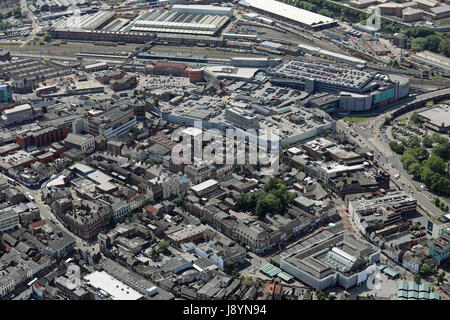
(410, 51, 450, 74)
(121, 5, 232, 36)
(1, 104, 35, 127)
(297, 43, 367, 67)
(417, 105, 450, 133)
(279, 226, 380, 290)
(239, 0, 338, 30)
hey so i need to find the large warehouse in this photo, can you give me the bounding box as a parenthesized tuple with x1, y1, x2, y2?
(239, 0, 338, 30)
(121, 6, 232, 36)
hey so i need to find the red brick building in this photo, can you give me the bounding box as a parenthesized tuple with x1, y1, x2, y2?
(16, 125, 69, 149)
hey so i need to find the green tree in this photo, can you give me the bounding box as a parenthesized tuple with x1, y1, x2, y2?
(225, 261, 235, 272)
(108, 214, 116, 228)
(389, 141, 405, 154)
(408, 162, 422, 179)
(200, 217, 207, 225)
(410, 112, 421, 124)
(383, 117, 391, 126)
(232, 268, 241, 278)
(435, 198, 441, 207)
(12, 5, 21, 18)
(316, 290, 326, 300)
(0, 20, 6, 31)
(432, 142, 450, 161)
(420, 263, 431, 275)
(414, 274, 422, 284)
(156, 240, 169, 254)
(172, 197, 183, 207)
(439, 39, 450, 58)
(401, 152, 418, 171)
(408, 147, 429, 162)
(42, 33, 52, 42)
(422, 135, 434, 148)
(437, 271, 446, 284)
(411, 37, 426, 52)
(423, 155, 446, 174)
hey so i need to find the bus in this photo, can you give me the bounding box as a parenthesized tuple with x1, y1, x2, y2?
(27, 278, 38, 287)
(7, 178, 16, 186)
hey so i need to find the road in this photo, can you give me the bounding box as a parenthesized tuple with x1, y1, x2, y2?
(338, 111, 445, 220)
(0, 172, 97, 252)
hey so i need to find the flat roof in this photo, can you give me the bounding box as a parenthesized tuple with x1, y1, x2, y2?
(241, 0, 336, 27)
(84, 271, 143, 300)
(418, 105, 450, 127)
(191, 179, 218, 192)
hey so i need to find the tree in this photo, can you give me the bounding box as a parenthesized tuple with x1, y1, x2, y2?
(0, 11, 4, 20)
(439, 39, 450, 58)
(408, 162, 422, 179)
(42, 33, 52, 42)
(400, 152, 418, 170)
(414, 274, 422, 284)
(12, 5, 21, 18)
(156, 240, 169, 254)
(232, 268, 241, 278)
(389, 141, 405, 154)
(383, 117, 391, 126)
(437, 271, 446, 284)
(200, 217, 207, 225)
(408, 147, 429, 162)
(225, 261, 235, 272)
(172, 197, 183, 207)
(315, 290, 326, 300)
(424, 155, 446, 174)
(108, 214, 116, 228)
(422, 135, 434, 148)
(0, 20, 6, 31)
(420, 263, 431, 275)
(411, 37, 426, 52)
(432, 142, 450, 161)
(435, 198, 441, 207)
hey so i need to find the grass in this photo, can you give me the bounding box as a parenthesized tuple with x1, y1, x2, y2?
(342, 117, 369, 124)
(435, 16, 450, 26)
(445, 198, 450, 205)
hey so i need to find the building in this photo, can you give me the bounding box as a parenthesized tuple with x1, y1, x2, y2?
(428, 224, 450, 265)
(83, 106, 137, 140)
(0, 83, 11, 102)
(16, 124, 69, 149)
(348, 191, 417, 235)
(1, 104, 34, 127)
(84, 271, 144, 300)
(417, 105, 450, 133)
(279, 226, 380, 290)
(410, 51, 450, 74)
(121, 6, 231, 36)
(109, 75, 137, 92)
(0, 206, 20, 232)
(63, 133, 96, 154)
(225, 107, 259, 130)
(239, 0, 338, 31)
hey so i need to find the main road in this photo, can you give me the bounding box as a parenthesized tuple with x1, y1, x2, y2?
(338, 89, 450, 219)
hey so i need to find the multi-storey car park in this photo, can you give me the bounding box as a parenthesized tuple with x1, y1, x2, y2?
(269, 60, 410, 112)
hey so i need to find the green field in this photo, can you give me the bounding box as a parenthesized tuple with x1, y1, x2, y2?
(342, 117, 369, 124)
(435, 17, 450, 26)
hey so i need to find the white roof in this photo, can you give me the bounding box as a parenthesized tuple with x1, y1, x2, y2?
(3, 104, 31, 115)
(242, 0, 336, 27)
(84, 271, 143, 300)
(191, 179, 218, 192)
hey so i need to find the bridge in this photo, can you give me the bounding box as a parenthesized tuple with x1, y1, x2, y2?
(121, 40, 155, 67)
(390, 88, 450, 119)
